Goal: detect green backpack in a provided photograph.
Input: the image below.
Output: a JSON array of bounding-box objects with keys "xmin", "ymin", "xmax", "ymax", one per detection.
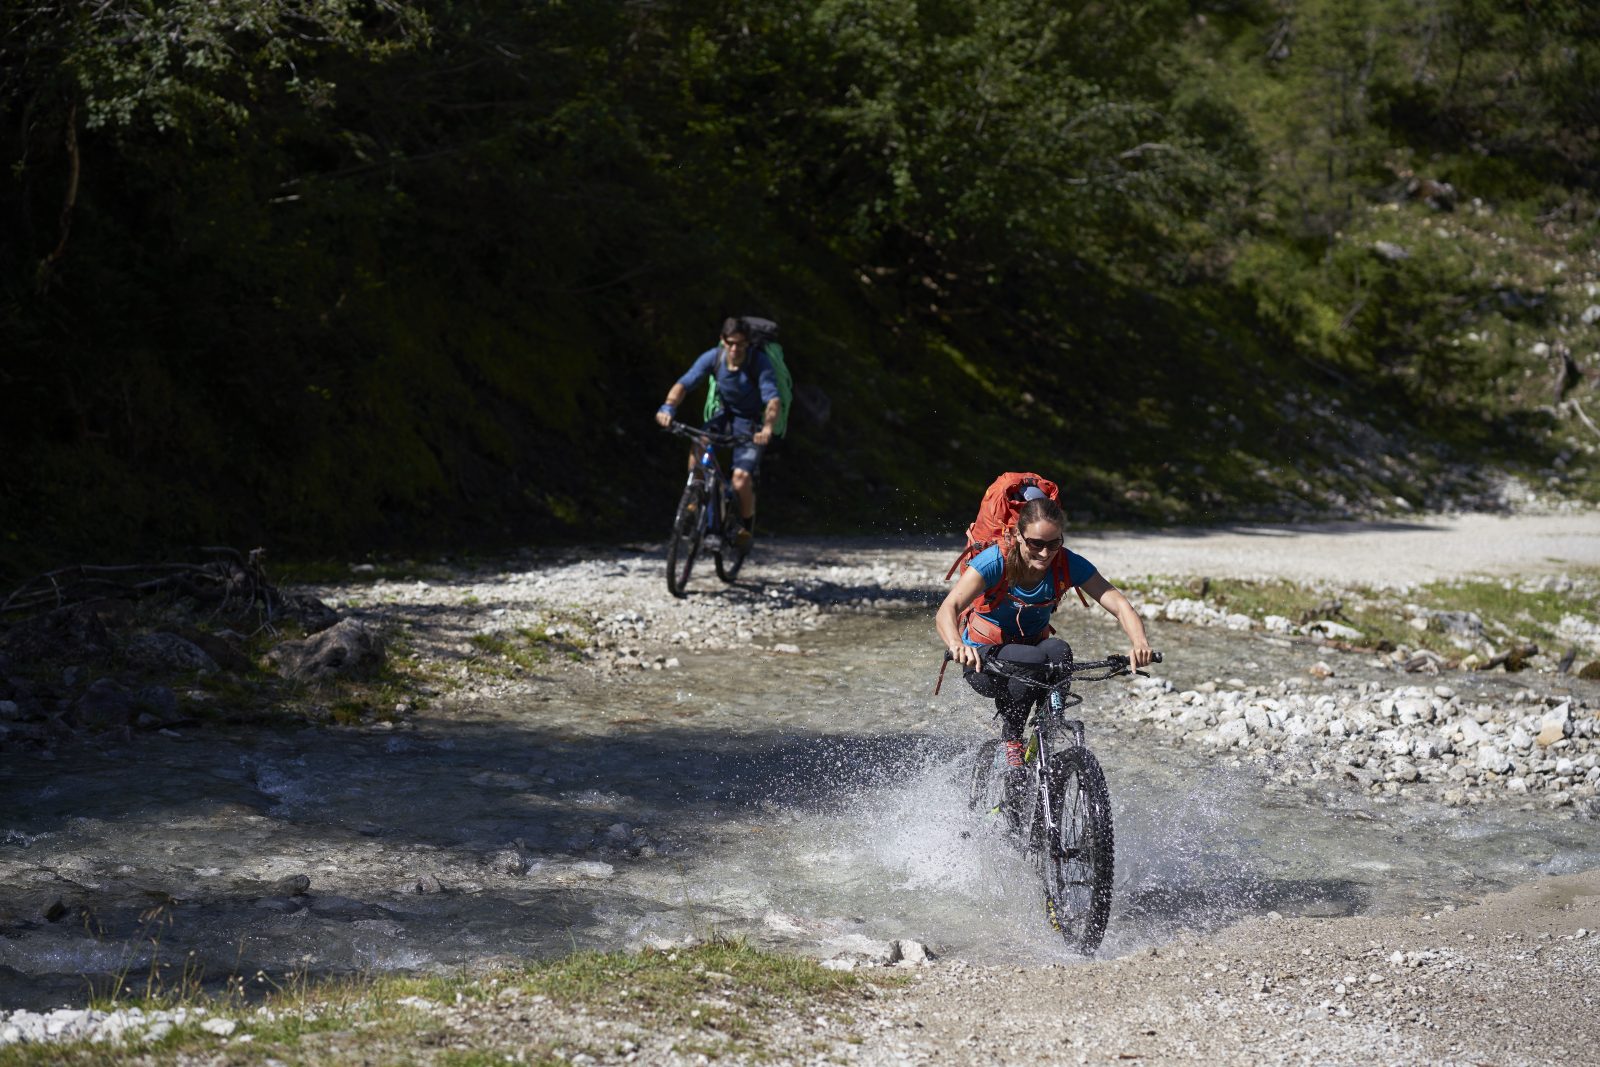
[{"xmin": 702, "ymin": 316, "xmax": 793, "ymax": 437}]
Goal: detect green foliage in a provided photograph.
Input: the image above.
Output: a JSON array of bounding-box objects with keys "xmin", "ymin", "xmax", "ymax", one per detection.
[{"xmin": 1, "ymin": 0, "xmax": 1596, "ymax": 576}]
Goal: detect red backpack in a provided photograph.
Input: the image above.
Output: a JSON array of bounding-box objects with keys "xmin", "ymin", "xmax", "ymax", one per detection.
[
  {"xmin": 944, "ymin": 471, "xmax": 1063, "ymax": 581},
  {"xmin": 936, "ymin": 472, "xmax": 1088, "ymax": 693}
]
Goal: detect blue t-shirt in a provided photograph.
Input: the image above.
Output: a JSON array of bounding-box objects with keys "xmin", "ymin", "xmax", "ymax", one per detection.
[
  {"xmin": 962, "ymin": 544, "xmax": 1098, "ymax": 646},
  {"xmin": 676, "ymin": 347, "xmax": 780, "ymax": 423}
]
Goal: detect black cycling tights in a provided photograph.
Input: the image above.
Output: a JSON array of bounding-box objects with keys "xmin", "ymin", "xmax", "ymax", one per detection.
[{"xmin": 962, "ymin": 638, "xmax": 1072, "ymax": 743}]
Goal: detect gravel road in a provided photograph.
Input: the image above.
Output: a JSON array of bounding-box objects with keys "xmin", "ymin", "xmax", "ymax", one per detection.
[{"xmin": 1082, "ymin": 511, "xmax": 1600, "ymax": 586}]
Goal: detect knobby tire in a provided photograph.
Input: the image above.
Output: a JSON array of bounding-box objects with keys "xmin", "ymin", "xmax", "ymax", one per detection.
[
  {"xmin": 713, "ymin": 496, "xmax": 748, "ymax": 584},
  {"xmin": 1040, "ymin": 746, "xmax": 1115, "ymax": 955},
  {"xmin": 666, "ymin": 479, "xmax": 707, "ymax": 598},
  {"xmin": 968, "ymin": 739, "xmax": 1002, "ymax": 814}
]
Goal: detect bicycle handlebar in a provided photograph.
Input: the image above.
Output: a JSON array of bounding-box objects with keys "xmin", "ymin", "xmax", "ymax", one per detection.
[
  {"xmin": 940, "ymin": 649, "xmax": 1163, "ymax": 688},
  {"xmin": 663, "ymin": 421, "xmax": 751, "ymax": 448}
]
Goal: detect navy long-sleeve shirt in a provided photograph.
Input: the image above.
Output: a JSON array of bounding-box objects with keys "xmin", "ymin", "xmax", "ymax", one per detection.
[{"xmin": 676, "ymin": 347, "xmax": 780, "ymax": 422}]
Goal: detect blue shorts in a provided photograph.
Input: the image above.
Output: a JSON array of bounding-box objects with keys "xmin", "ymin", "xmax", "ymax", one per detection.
[{"xmin": 705, "ymin": 412, "xmax": 765, "ymax": 477}]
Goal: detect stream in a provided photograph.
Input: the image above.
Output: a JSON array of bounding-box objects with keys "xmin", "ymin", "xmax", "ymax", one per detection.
[{"xmin": 3, "ymin": 610, "xmax": 1597, "ymax": 1010}]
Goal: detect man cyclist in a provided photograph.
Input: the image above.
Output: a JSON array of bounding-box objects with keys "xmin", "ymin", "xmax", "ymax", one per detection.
[{"xmin": 654, "ymin": 317, "xmax": 783, "ymax": 549}]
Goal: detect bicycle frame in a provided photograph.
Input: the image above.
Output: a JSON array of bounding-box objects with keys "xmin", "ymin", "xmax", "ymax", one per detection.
[{"xmin": 667, "ymin": 422, "xmax": 743, "ymax": 543}]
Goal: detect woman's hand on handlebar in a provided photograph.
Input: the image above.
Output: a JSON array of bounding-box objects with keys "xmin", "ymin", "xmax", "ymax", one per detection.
[
  {"xmin": 946, "ymin": 643, "xmax": 982, "ymax": 671},
  {"xmin": 1128, "ymin": 643, "xmax": 1156, "ymax": 670}
]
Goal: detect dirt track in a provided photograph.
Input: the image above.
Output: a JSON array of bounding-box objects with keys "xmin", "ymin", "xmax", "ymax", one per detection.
[{"xmin": 1080, "ymin": 512, "xmax": 1600, "ymax": 586}]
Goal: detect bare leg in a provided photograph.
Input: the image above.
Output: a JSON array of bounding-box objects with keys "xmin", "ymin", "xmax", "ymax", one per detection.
[{"xmin": 731, "ymin": 468, "xmax": 756, "ymax": 521}]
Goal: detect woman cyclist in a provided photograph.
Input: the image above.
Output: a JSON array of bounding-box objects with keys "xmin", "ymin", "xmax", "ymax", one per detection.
[{"xmin": 935, "ymin": 489, "xmax": 1153, "ymax": 819}]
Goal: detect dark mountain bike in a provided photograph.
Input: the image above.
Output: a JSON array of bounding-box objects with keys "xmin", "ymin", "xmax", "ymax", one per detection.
[
  {"xmin": 949, "ymin": 649, "xmax": 1161, "ymax": 955},
  {"xmin": 662, "ymin": 421, "xmax": 753, "ymax": 598}
]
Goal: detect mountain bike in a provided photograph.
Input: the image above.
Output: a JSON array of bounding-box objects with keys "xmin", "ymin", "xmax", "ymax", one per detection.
[
  {"xmin": 947, "ymin": 649, "xmax": 1161, "ymax": 955},
  {"xmin": 662, "ymin": 421, "xmax": 753, "ymax": 598}
]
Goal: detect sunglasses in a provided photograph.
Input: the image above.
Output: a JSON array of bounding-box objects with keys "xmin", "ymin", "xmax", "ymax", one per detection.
[{"xmin": 1021, "ymin": 535, "xmax": 1063, "ymax": 552}]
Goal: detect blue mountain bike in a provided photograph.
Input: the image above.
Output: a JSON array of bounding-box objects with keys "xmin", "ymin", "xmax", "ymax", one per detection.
[{"xmin": 663, "ymin": 422, "xmax": 752, "ymax": 597}]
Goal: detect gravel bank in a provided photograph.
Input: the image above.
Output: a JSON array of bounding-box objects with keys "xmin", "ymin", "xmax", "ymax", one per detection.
[{"xmin": 6, "ymin": 873, "xmax": 1594, "ymax": 1064}]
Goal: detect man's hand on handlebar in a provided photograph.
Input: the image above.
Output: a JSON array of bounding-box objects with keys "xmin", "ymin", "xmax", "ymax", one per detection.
[
  {"xmin": 655, "ymin": 408, "xmax": 675, "ymax": 428},
  {"xmin": 752, "ymin": 426, "xmax": 773, "ymax": 447}
]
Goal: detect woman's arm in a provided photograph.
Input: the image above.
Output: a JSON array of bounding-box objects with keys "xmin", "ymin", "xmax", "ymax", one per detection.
[
  {"xmin": 935, "ymin": 566, "xmax": 990, "ymax": 670},
  {"xmin": 1077, "ymin": 573, "xmax": 1154, "ymax": 668}
]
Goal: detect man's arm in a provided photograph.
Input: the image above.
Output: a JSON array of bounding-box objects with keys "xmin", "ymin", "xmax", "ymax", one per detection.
[
  {"xmin": 753, "ymin": 396, "xmax": 781, "ymax": 445},
  {"xmin": 655, "ymin": 350, "xmax": 718, "ymax": 427},
  {"xmin": 750, "ymin": 350, "xmax": 781, "ymax": 445}
]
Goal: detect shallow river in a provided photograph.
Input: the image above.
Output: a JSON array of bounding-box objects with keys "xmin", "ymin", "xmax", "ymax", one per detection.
[{"xmin": 3, "ymin": 611, "xmax": 1597, "ymax": 1009}]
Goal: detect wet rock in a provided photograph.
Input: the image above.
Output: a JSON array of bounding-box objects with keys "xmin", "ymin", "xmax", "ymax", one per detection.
[
  {"xmin": 413, "ymin": 874, "xmax": 444, "ymax": 894},
  {"xmin": 72, "ymin": 678, "xmax": 138, "ymax": 728},
  {"xmin": 44, "ymin": 898, "xmax": 68, "ymax": 922},
  {"xmin": 270, "ymin": 874, "xmax": 312, "ymax": 896},
  {"xmin": 267, "ymin": 618, "xmax": 386, "ymax": 684},
  {"xmin": 131, "ymin": 686, "xmax": 182, "ymax": 728},
  {"xmin": 888, "ymin": 939, "xmax": 934, "ymax": 966},
  {"xmin": 125, "ymin": 633, "xmax": 219, "ymax": 674},
  {"xmin": 489, "ymin": 848, "xmax": 528, "ymax": 876}
]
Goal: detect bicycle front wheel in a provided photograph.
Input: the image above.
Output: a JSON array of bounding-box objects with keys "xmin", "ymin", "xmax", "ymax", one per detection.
[
  {"xmin": 1040, "ymin": 746, "xmax": 1114, "ymax": 955},
  {"xmin": 666, "ymin": 479, "xmax": 707, "ymax": 598},
  {"xmin": 713, "ymin": 504, "xmax": 749, "ymax": 583}
]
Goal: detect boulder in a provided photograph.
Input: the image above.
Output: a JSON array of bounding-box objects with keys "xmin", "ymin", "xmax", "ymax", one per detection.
[
  {"xmin": 72, "ymin": 678, "xmax": 138, "ymax": 728},
  {"xmin": 282, "ymin": 594, "xmax": 340, "ymax": 635},
  {"xmin": 3, "ymin": 605, "xmax": 114, "ymax": 665},
  {"xmin": 160, "ymin": 626, "xmax": 254, "ymax": 673},
  {"xmin": 125, "ymin": 632, "xmax": 218, "ymax": 674},
  {"xmin": 266, "ymin": 618, "xmax": 385, "ymax": 684}
]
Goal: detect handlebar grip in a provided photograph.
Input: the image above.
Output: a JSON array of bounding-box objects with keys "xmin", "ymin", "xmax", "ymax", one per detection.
[{"xmin": 1152, "ymin": 651, "xmax": 1163, "ymax": 664}]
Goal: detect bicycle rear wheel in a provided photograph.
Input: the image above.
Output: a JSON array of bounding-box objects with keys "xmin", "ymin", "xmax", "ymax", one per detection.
[
  {"xmin": 968, "ymin": 738, "xmax": 1038, "ymax": 835},
  {"xmin": 967, "ymin": 739, "xmax": 1003, "ymax": 814},
  {"xmin": 665, "ymin": 479, "xmax": 707, "ymax": 598},
  {"xmin": 1040, "ymin": 746, "xmax": 1114, "ymax": 955}
]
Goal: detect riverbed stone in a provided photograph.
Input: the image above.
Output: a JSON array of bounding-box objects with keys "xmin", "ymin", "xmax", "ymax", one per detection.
[
  {"xmin": 72, "ymin": 678, "xmax": 138, "ymax": 728},
  {"xmin": 266, "ymin": 618, "xmax": 386, "ymax": 684},
  {"xmin": 2, "ymin": 605, "xmax": 115, "ymax": 665},
  {"xmin": 125, "ymin": 632, "xmax": 219, "ymax": 674},
  {"xmin": 1217, "ymin": 719, "xmax": 1250, "ymax": 746},
  {"xmin": 1478, "ymin": 747, "xmax": 1513, "ymax": 774},
  {"xmin": 888, "ymin": 939, "xmax": 934, "ymax": 966}
]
